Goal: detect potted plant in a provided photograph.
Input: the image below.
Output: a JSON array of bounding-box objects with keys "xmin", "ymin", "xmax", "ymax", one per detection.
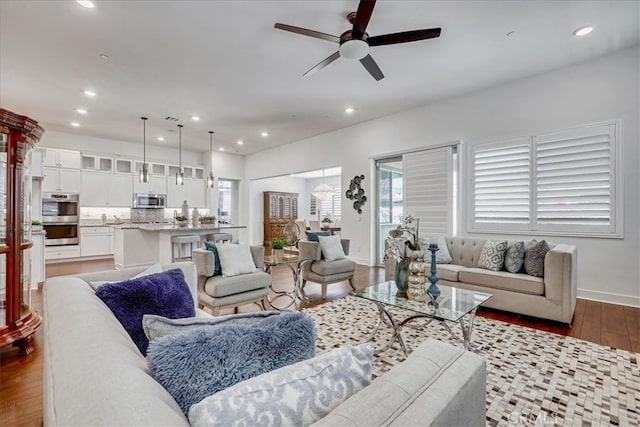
[
  {"xmin": 31, "ymin": 219, "xmax": 42, "ymax": 230},
  {"xmin": 175, "ymin": 215, "xmax": 188, "ymax": 227},
  {"xmin": 321, "ymin": 216, "xmax": 332, "ymax": 228},
  {"xmin": 270, "ymin": 238, "xmax": 286, "ymax": 261},
  {"xmin": 200, "ymin": 215, "xmax": 216, "ymax": 225}
]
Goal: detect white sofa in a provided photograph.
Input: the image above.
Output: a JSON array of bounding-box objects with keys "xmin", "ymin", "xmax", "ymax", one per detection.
[
  {"xmin": 386, "ymin": 237, "xmax": 577, "ymax": 324},
  {"xmin": 43, "ymin": 262, "xmax": 487, "ymax": 426}
]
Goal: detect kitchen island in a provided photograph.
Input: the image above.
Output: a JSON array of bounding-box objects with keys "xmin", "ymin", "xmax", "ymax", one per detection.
[{"xmin": 111, "ymin": 223, "xmax": 246, "ymax": 270}]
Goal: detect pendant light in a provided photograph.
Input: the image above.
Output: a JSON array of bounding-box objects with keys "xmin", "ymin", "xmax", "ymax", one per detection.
[
  {"xmin": 176, "ymin": 124, "xmax": 184, "ymax": 185},
  {"xmin": 207, "ymin": 130, "xmax": 215, "ymax": 188},
  {"xmin": 140, "ymin": 117, "xmax": 149, "ymax": 183},
  {"xmin": 311, "ymin": 169, "xmax": 333, "ymax": 201}
]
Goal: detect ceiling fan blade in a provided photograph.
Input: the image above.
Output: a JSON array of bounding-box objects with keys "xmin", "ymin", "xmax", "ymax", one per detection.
[
  {"xmin": 303, "ymin": 51, "xmax": 341, "ymax": 77},
  {"xmin": 352, "ymin": 0, "xmax": 377, "ymax": 39},
  {"xmin": 274, "ymin": 23, "xmax": 340, "ymax": 43},
  {"xmin": 368, "ymin": 28, "xmax": 441, "ymax": 46},
  {"xmin": 359, "ymin": 54, "xmax": 384, "ymax": 81}
]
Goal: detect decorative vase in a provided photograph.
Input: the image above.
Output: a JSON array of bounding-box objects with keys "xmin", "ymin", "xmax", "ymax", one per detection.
[
  {"xmin": 407, "ymin": 250, "xmax": 427, "ymax": 302},
  {"xmin": 394, "ymin": 257, "xmax": 410, "ymax": 297},
  {"xmin": 427, "ymin": 244, "xmax": 441, "ymax": 301},
  {"xmin": 274, "ymin": 248, "xmax": 284, "ymax": 262},
  {"xmin": 176, "ymin": 219, "xmax": 188, "ymax": 227}
]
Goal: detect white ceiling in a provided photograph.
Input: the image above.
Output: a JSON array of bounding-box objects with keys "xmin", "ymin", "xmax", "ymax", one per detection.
[{"xmin": 1, "ymin": 1, "xmax": 638, "ymax": 155}]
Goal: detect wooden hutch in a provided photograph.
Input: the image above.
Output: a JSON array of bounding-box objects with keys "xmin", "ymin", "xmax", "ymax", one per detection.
[
  {"xmin": 0, "ymin": 108, "xmax": 44, "ymax": 356},
  {"xmin": 263, "ymin": 191, "xmax": 298, "ymax": 245}
]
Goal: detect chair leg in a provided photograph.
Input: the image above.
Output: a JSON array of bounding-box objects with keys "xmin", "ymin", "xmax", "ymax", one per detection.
[
  {"xmin": 211, "ymin": 306, "xmax": 220, "ymax": 316},
  {"xmin": 302, "ymin": 279, "xmax": 307, "ymax": 289},
  {"xmin": 321, "ymin": 284, "xmax": 327, "ymax": 300},
  {"xmin": 348, "ymin": 277, "xmax": 356, "ymax": 291},
  {"xmin": 261, "ymin": 295, "xmax": 270, "ymax": 311}
]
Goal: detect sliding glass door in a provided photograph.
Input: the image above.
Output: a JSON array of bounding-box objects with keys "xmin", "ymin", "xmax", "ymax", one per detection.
[{"xmin": 375, "ymin": 157, "xmax": 403, "ymax": 265}]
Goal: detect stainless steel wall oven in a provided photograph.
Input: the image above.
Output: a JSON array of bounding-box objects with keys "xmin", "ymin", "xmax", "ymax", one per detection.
[{"xmin": 42, "ymin": 193, "xmax": 79, "ymax": 245}]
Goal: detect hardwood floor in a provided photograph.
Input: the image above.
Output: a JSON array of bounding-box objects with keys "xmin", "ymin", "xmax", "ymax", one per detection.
[{"xmin": 1, "ymin": 259, "xmax": 638, "ymax": 426}]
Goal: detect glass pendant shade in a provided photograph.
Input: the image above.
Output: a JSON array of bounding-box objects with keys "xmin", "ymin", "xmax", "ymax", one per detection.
[
  {"xmin": 140, "ymin": 116, "xmax": 149, "ymax": 183},
  {"xmin": 176, "ymin": 124, "xmax": 184, "ymax": 185},
  {"xmin": 176, "ymin": 171, "xmax": 184, "ymax": 185},
  {"xmin": 207, "ymin": 172, "xmax": 214, "ymax": 188},
  {"xmin": 311, "ymin": 183, "xmax": 334, "ymax": 201},
  {"xmin": 207, "ymin": 130, "xmax": 214, "ymax": 188}
]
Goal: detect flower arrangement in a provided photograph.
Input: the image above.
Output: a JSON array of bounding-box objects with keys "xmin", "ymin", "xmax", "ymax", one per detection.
[
  {"xmin": 270, "ymin": 238, "xmax": 286, "ymax": 250},
  {"xmin": 321, "ymin": 216, "xmax": 332, "ymax": 225},
  {"xmin": 200, "ymin": 215, "xmax": 216, "ymax": 224},
  {"xmin": 384, "ymin": 213, "xmax": 421, "ymax": 262}
]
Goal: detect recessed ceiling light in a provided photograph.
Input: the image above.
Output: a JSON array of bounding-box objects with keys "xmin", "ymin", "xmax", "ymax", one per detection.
[
  {"xmin": 70, "ymin": 122, "xmax": 80, "ymax": 127},
  {"xmin": 261, "ymin": 131, "xmax": 269, "ymax": 137},
  {"xmin": 219, "ymin": 147, "xmax": 225, "ymax": 151},
  {"xmin": 237, "ymin": 140, "xmax": 244, "ymax": 145},
  {"xmin": 84, "ymin": 90, "xmax": 96, "ymax": 97},
  {"xmin": 345, "ymin": 107, "xmax": 354, "ymax": 114},
  {"xmin": 157, "ymin": 137, "xmax": 165, "ymax": 142},
  {"xmin": 99, "ymin": 53, "xmax": 110, "ymax": 60},
  {"xmin": 573, "ymin": 26, "xmax": 593, "ymax": 37},
  {"xmin": 76, "ymin": 108, "xmax": 87, "ymax": 114},
  {"xmin": 191, "ymin": 116, "xmax": 200, "ymax": 121},
  {"xmin": 77, "ymin": 0, "xmax": 95, "ymax": 8}
]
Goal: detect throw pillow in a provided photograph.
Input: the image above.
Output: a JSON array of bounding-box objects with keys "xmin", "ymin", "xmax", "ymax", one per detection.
[
  {"xmin": 143, "ymin": 311, "xmax": 281, "ymax": 342},
  {"xmin": 422, "ymin": 236, "xmax": 453, "ymax": 264},
  {"xmin": 524, "ymin": 240, "xmax": 550, "ymax": 277},
  {"xmin": 216, "ymin": 243, "xmax": 256, "ymax": 277},
  {"xmin": 188, "ymin": 343, "xmax": 374, "ymax": 427},
  {"xmin": 504, "ymin": 241, "xmax": 525, "ymax": 273},
  {"xmin": 477, "ymin": 240, "xmax": 509, "ymax": 271},
  {"xmin": 305, "ymin": 231, "xmax": 331, "ymax": 242},
  {"xmin": 317, "ymin": 235, "xmax": 345, "ymax": 261},
  {"xmin": 203, "ymin": 241, "xmax": 222, "ymax": 276},
  {"xmin": 146, "ymin": 312, "xmax": 316, "ymax": 415},
  {"xmin": 95, "ymin": 269, "xmax": 195, "ymax": 355}
]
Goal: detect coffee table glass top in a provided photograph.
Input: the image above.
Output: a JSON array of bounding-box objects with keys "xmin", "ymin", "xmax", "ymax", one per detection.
[{"xmin": 352, "ymin": 281, "xmax": 492, "ymax": 322}]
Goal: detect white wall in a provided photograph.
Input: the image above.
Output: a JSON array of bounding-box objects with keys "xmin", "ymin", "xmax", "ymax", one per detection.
[
  {"xmin": 248, "ymin": 175, "xmax": 307, "ymax": 245},
  {"xmin": 245, "ymin": 46, "xmax": 640, "ymax": 306}
]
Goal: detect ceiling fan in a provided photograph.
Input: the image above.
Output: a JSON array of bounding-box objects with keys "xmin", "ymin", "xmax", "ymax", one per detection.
[{"xmin": 274, "ymin": 0, "xmax": 441, "ymax": 81}]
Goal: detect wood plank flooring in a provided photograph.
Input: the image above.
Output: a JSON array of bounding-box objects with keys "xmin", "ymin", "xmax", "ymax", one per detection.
[{"xmin": 1, "ymin": 259, "xmax": 638, "ymax": 426}]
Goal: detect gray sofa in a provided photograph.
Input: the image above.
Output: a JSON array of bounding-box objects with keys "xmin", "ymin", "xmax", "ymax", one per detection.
[
  {"xmin": 43, "ymin": 262, "xmax": 487, "ymax": 426},
  {"xmin": 386, "ymin": 236, "xmax": 577, "ymax": 324}
]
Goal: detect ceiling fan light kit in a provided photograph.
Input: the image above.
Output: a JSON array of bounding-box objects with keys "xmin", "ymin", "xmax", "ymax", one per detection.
[{"xmin": 274, "ymin": 0, "xmax": 441, "ymax": 81}]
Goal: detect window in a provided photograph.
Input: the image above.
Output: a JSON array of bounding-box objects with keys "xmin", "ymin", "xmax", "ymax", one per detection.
[
  {"xmin": 379, "ymin": 162, "xmax": 403, "ymax": 224},
  {"xmin": 314, "ymin": 185, "xmax": 341, "ymax": 221},
  {"xmin": 218, "ymin": 179, "xmax": 238, "ymax": 224},
  {"xmin": 469, "ymin": 121, "xmax": 620, "ymax": 237}
]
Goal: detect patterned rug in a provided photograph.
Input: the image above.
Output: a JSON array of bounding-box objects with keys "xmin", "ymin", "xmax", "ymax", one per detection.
[{"xmin": 303, "ymin": 296, "xmax": 639, "ymax": 426}]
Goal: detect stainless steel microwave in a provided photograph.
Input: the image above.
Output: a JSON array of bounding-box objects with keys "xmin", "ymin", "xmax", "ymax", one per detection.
[{"xmin": 133, "ymin": 193, "xmax": 166, "ymax": 209}]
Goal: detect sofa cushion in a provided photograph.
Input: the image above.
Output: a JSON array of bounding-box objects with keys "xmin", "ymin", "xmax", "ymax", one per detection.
[
  {"xmin": 310, "ymin": 258, "xmax": 357, "ymax": 276},
  {"xmin": 95, "ymin": 269, "xmax": 195, "ymax": 356},
  {"xmin": 306, "ymin": 231, "xmax": 331, "ymax": 242},
  {"xmin": 146, "ymin": 312, "xmax": 316, "ymax": 415},
  {"xmin": 203, "ymin": 241, "xmax": 222, "ymax": 276},
  {"xmin": 524, "ymin": 240, "xmax": 550, "ymax": 277},
  {"xmin": 189, "ymin": 343, "xmax": 374, "ymax": 427},
  {"xmin": 459, "ymin": 268, "xmax": 544, "ymax": 295},
  {"xmin": 504, "ymin": 242, "xmax": 526, "ymax": 273},
  {"xmin": 204, "ymin": 271, "xmax": 271, "ymax": 298},
  {"xmin": 445, "ymin": 237, "xmax": 486, "ymax": 268},
  {"xmin": 435, "ymin": 264, "xmax": 467, "ymax": 282},
  {"xmin": 217, "ymin": 243, "xmax": 257, "ymax": 277},
  {"xmin": 477, "ymin": 240, "xmax": 508, "ymax": 271},
  {"xmin": 143, "ymin": 311, "xmax": 281, "ymax": 342}
]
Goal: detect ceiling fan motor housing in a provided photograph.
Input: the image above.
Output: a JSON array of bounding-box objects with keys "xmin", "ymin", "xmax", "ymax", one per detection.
[{"xmin": 339, "ymin": 30, "xmax": 370, "ymax": 60}]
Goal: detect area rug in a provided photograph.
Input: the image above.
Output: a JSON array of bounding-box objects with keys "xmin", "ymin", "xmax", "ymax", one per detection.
[{"xmin": 303, "ymin": 296, "xmax": 639, "ymax": 426}]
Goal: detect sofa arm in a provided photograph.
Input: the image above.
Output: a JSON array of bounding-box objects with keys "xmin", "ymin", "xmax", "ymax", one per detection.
[
  {"xmin": 192, "ymin": 248, "xmax": 214, "ymax": 277},
  {"xmin": 544, "ymin": 244, "xmax": 577, "ymax": 322},
  {"xmin": 312, "ymin": 338, "xmax": 486, "ymax": 426},
  {"xmin": 250, "ymin": 245, "xmax": 265, "ymax": 268},
  {"xmin": 300, "ymin": 240, "xmax": 322, "ymax": 261}
]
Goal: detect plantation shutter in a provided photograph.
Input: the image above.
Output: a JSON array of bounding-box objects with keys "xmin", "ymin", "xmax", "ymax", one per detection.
[
  {"xmin": 471, "ymin": 139, "xmax": 531, "ymax": 230},
  {"xmin": 535, "ymin": 123, "xmax": 615, "ymax": 232},
  {"xmin": 403, "ymin": 146, "xmax": 453, "ymax": 237}
]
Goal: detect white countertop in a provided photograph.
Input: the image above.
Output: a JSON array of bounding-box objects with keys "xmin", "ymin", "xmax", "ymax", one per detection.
[{"xmin": 136, "ymin": 224, "xmax": 245, "ymax": 232}]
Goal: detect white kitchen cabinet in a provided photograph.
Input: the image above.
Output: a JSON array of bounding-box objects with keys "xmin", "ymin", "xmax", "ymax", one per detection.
[
  {"xmin": 45, "ymin": 245, "xmax": 81, "ymax": 260},
  {"xmin": 31, "ymin": 148, "xmax": 44, "ymax": 178},
  {"xmin": 133, "ymin": 175, "xmax": 166, "ymax": 195},
  {"xmin": 81, "ymin": 171, "xmax": 133, "ymax": 207},
  {"xmin": 43, "ymin": 147, "xmax": 81, "ymax": 169},
  {"xmin": 82, "ymin": 154, "xmax": 113, "ymax": 172},
  {"xmin": 43, "ymin": 166, "xmax": 81, "ymax": 193},
  {"xmin": 80, "ymin": 226, "xmax": 113, "ymax": 257},
  {"xmin": 166, "ymin": 177, "xmax": 187, "ymax": 208},
  {"xmin": 30, "ymin": 231, "xmax": 45, "ymax": 289},
  {"xmin": 187, "ymin": 179, "xmax": 206, "ymax": 208},
  {"xmin": 115, "ymin": 158, "xmax": 133, "ymax": 174}
]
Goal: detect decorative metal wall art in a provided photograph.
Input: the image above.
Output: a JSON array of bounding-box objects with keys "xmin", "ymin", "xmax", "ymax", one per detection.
[{"xmin": 345, "ymin": 174, "xmax": 366, "ymax": 214}]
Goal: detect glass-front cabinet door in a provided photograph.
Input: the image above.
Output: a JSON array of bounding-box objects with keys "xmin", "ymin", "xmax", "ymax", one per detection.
[{"xmin": 0, "ymin": 108, "xmax": 43, "ymax": 356}]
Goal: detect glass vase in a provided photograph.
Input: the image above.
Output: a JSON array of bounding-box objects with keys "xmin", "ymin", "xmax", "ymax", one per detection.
[{"xmin": 394, "ymin": 258, "xmax": 410, "ymax": 297}]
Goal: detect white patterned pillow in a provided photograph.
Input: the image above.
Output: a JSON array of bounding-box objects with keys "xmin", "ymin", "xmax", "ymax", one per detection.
[
  {"xmin": 188, "ymin": 343, "xmax": 374, "ymax": 427},
  {"xmin": 420, "ymin": 236, "xmax": 453, "ymax": 264},
  {"xmin": 477, "ymin": 240, "xmax": 509, "ymax": 271}
]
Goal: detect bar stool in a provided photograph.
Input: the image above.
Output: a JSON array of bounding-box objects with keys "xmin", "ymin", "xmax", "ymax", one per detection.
[
  {"xmin": 205, "ymin": 233, "xmax": 233, "ymax": 243},
  {"xmin": 171, "ymin": 235, "xmax": 201, "ymax": 261}
]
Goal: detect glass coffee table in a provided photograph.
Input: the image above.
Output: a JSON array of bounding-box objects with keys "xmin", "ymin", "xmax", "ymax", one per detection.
[{"xmin": 352, "ymin": 281, "xmax": 492, "ymax": 356}]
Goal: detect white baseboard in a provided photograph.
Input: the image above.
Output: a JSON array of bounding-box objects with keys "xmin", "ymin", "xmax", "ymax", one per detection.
[
  {"xmin": 352, "ymin": 256, "xmax": 371, "ymax": 266},
  {"xmin": 577, "ymin": 288, "xmax": 640, "ymax": 308}
]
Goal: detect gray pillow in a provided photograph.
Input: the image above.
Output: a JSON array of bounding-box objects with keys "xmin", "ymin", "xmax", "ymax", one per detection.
[
  {"xmin": 477, "ymin": 240, "xmax": 508, "ymax": 271},
  {"xmin": 146, "ymin": 312, "xmax": 316, "ymax": 415},
  {"xmin": 143, "ymin": 311, "xmax": 281, "ymax": 342},
  {"xmin": 189, "ymin": 343, "xmax": 374, "ymax": 426},
  {"xmin": 504, "ymin": 241, "xmax": 525, "ymax": 273},
  {"xmin": 524, "ymin": 240, "xmax": 550, "ymax": 277}
]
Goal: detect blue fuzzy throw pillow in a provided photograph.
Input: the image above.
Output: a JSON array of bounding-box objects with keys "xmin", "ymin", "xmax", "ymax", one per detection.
[
  {"xmin": 146, "ymin": 312, "xmax": 316, "ymax": 415},
  {"xmin": 95, "ymin": 268, "xmax": 195, "ymax": 356}
]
